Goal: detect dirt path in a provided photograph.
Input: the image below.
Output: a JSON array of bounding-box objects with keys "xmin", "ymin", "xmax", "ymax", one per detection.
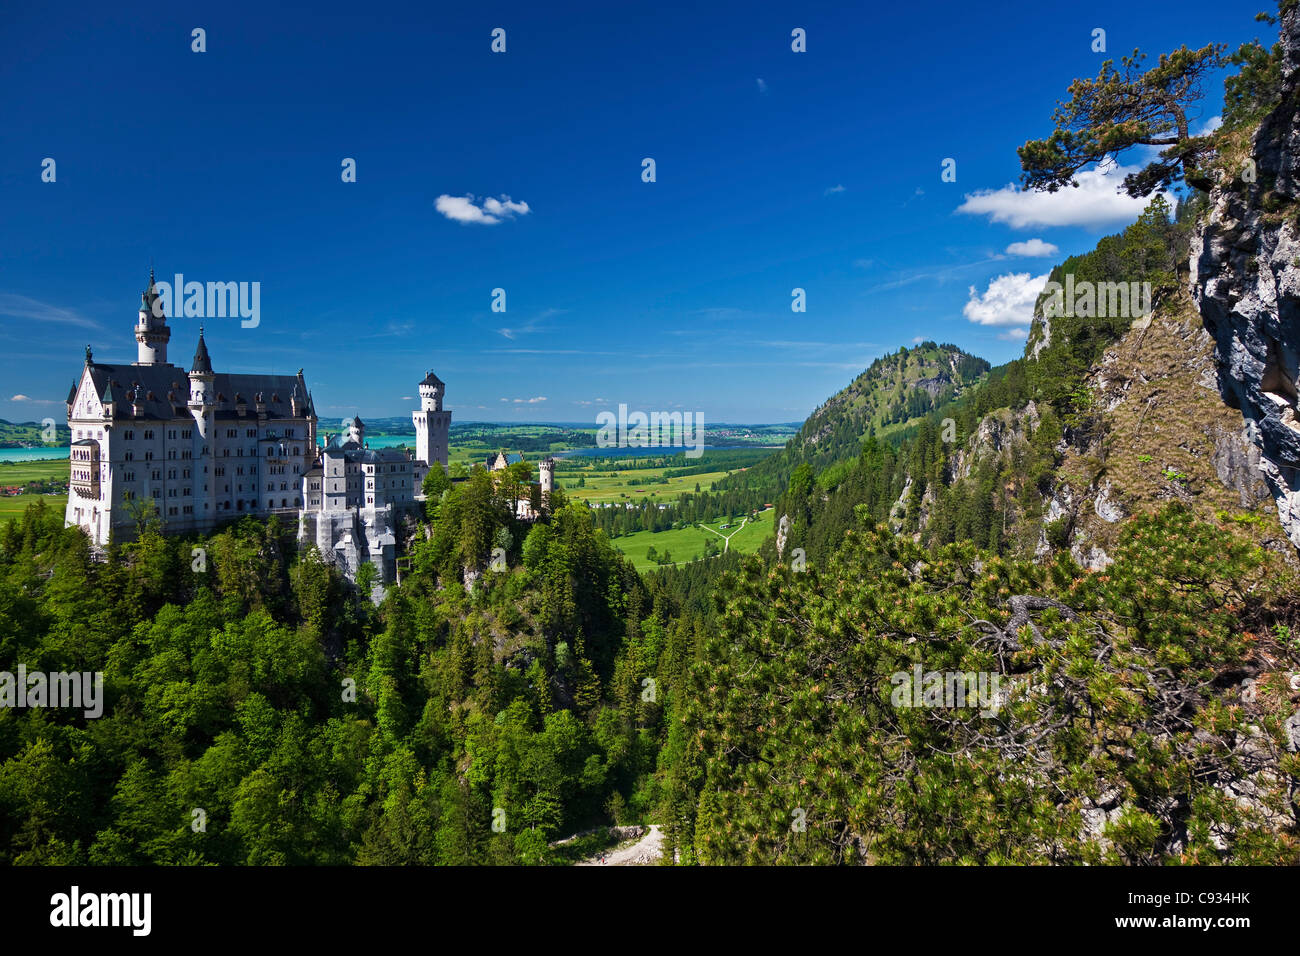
[
  {"xmin": 578, "ymin": 825, "xmax": 664, "ymax": 866},
  {"xmin": 697, "ymin": 516, "xmax": 749, "ymax": 553}
]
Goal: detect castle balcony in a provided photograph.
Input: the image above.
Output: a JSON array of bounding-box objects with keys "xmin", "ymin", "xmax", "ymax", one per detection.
[{"xmin": 70, "ymin": 439, "xmax": 100, "ymax": 499}]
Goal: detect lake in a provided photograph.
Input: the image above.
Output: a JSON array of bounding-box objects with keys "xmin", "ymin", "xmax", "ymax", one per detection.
[
  {"xmin": 553, "ymin": 444, "xmax": 774, "ymax": 459},
  {"xmin": 317, "ymin": 435, "xmax": 414, "ymax": 449},
  {"xmin": 0, "ymin": 447, "xmax": 70, "ymax": 463}
]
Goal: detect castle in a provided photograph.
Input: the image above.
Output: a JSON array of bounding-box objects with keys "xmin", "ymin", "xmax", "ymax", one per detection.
[
  {"xmin": 65, "ymin": 272, "xmax": 554, "ymax": 588},
  {"xmin": 66, "ymin": 272, "xmax": 320, "ymax": 545}
]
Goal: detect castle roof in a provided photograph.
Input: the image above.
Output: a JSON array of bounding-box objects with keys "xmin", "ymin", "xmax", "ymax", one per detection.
[
  {"xmin": 420, "ymin": 370, "xmax": 444, "ymax": 388},
  {"xmin": 82, "ymin": 362, "xmax": 313, "ymax": 421},
  {"xmin": 191, "ymin": 328, "xmax": 213, "ymax": 374},
  {"xmin": 321, "ymin": 438, "xmax": 412, "ymax": 465},
  {"xmin": 140, "ymin": 269, "xmax": 163, "ymax": 317},
  {"xmin": 486, "ymin": 451, "xmax": 526, "ymax": 469}
]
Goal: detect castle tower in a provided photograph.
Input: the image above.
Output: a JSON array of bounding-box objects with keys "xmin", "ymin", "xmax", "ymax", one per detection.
[
  {"xmin": 539, "ymin": 456, "xmax": 555, "ymax": 506},
  {"xmin": 412, "ymin": 370, "xmax": 451, "ymax": 467},
  {"xmin": 134, "ymin": 269, "xmax": 171, "ymax": 365},
  {"xmin": 188, "ymin": 328, "xmax": 215, "ymax": 526},
  {"xmin": 187, "ymin": 327, "xmax": 215, "ymax": 439},
  {"xmin": 346, "ymin": 416, "xmax": 365, "ymax": 445}
]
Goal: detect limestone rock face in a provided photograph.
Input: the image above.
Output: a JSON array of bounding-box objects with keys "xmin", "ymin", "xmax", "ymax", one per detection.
[{"xmin": 1192, "ymin": 5, "xmax": 1300, "ymax": 547}]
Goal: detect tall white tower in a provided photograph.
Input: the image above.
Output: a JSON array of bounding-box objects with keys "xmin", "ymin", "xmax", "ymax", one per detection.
[
  {"xmin": 188, "ymin": 328, "xmax": 216, "ymax": 526},
  {"xmin": 187, "ymin": 327, "xmax": 215, "ymax": 434},
  {"xmin": 135, "ymin": 269, "xmax": 171, "ymax": 365},
  {"xmin": 539, "ymin": 457, "xmax": 555, "ymax": 508},
  {"xmin": 412, "ymin": 370, "xmax": 451, "ymax": 467}
]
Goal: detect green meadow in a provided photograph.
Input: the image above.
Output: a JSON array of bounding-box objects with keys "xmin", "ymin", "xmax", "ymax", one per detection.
[
  {"xmin": 610, "ymin": 508, "xmax": 774, "ymax": 572},
  {"xmin": 0, "ymin": 459, "xmax": 67, "ymax": 524}
]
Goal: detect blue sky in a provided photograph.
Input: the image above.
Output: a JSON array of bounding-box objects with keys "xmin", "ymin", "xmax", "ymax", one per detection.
[{"xmin": 0, "ymin": 0, "xmax": 1269, "ymax": 425}]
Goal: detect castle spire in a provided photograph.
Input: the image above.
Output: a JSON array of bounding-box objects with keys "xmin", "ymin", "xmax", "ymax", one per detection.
[
  {"xmin": 135, "ymin": 268, "xmax": 170, "ymax": 365},
  {"xmin": 191, "ymin": 325, "xmax": 213, "ymax": 374}
]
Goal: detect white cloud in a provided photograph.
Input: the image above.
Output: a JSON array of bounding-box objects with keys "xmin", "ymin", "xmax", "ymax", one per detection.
[
  {"xmin": 756, "ymin": 78, "xmax": 768, "ymax": 93},
  {"xmin": 9, "ymin": 394, "xmax": 57, "ymax": 405},
  {"xmin": 0, "ymin": 293, "xmax": 103, "ymax": 331},
  {"xmin": 956, "ymin": 163, "xmax": 1163, "ymax": 229},
  {"xmin": 1005, "ymin": 238, "xmax": 1059, "ymax": 258},
  {"xmin": 1198, "ymin": 115, "xmax": 1222, "ymax": 135},
  {"xmin": 825, "ymin": 184, "xmax": 845, "ymax": 195},
  {"xmin": 501, "ymin": 396, "xmax": 547, "ymax": 404},
  {"xmin": 963, "ymin": 272, "xmax": 1051, "ymax": 328},
  {"xmin": 434, "ymin": 194, "xmax": 531, "ymax": 225},
  {"xmin": 11, "ymin": 394, "xmax": 31, "ymax": 402}
]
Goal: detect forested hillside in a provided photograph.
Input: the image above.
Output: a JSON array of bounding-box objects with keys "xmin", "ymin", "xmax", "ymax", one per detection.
[{"xmin": 3, "ymin": 3, "xmax": 1300, "ymax": 867}]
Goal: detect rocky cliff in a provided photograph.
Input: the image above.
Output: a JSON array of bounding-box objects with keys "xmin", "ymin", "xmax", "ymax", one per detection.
[{"xmin": 1193, "ymin": 4, "xmax": 1300, "ymax": 547}]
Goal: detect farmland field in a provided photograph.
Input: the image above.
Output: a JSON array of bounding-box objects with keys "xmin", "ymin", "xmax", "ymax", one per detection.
[
  {"xmin": 0, "ymin": 494, "xmax": 67, "ymax": 522},
  {"xmin": 0, "ymin": 458, "xmax": 67, "ymax": 524},
  {"xmin": 610, "ymin": 508, "xmax": 774, "ymax": 572},
  {"xmin": 0, "ymin": 459, "xmax": 67, "ymax": 484}
]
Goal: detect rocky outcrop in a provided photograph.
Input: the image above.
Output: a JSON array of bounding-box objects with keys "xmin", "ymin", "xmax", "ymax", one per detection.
[{"xmin": 1192, "ymin": 5, "xmax": 1300, "ymax": 547}]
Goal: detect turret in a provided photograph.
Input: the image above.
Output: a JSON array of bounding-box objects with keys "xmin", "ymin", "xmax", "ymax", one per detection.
[
  {"xmin": 188, "ymin": 327, "xmax": 215, "ymax": 440},
  {"xmin": 418, "ymin": 370, "xmax": 444, "ymax": 412},
  {"xmin": 413, "ymin": 369, "xmax": 450, "ymax": 467},
  {"xmin": 539, "ymin": 456, "xmax": 555, "ymax": 504},
  {"xmin": 345, "ymin": 416, "xmax": 365, "ymax": 445},
  {"xmin": 135, "ymin": 269, "xmax": 171, "ymax": 365}
]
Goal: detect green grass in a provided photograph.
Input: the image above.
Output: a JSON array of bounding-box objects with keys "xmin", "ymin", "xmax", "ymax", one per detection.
[
  {"xmin": 0, "ymin": 459, "xmax": 67, "ymax": 484},
  {"xmin": 563, "ymin": 467, "xmax": 733, "ymax": 504},
  {"xmin": 0, "ymin": 459, "xmax": 68, "ymax": 524},
  {"xmin": 0, "ymin": 494, "xmax": 67, "ymax": 521},
  {"xmin": 611, "ymin": 508, "xmax": 774, "ymax": 571}
]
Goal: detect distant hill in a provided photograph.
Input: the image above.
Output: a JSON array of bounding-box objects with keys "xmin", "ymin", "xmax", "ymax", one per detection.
[
  {"xmin": 0, "ymin": 419, "xmax": 71, "ymax": 448},
  {"xmin": 723, "ymin": 342, "xmax": 990, "ymax": 493}
]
